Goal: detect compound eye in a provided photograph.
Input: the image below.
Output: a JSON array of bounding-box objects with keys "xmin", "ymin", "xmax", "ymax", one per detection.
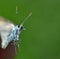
[
  {"xmin": 21, "ymin": 26, "xmax": 23, "ymax": 30},
  {"xmin": 18, "ymin": 24, "xmax": 20, "ymax": 28}
]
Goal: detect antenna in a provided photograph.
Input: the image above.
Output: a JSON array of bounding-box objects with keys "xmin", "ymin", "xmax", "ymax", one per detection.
[
  {"xmin": 16, "ymin": 6, "xmax": 32, "ymax": 25},
  {"xmin": 21, "ymin": 12, "xmax": 32, "ymax": 25},
  {"xmin": 16, "ymin": 5, "xmax": 19, "ymax": 22},
  {"xmin": 16, "ymin": 6, "xmax": 18, "ymax": 15}
]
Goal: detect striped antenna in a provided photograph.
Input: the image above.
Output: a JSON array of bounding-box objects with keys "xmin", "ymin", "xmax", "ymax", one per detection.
[{"xmin": 21, "ymin": 12, "xmax": 32, "ymax": 25}]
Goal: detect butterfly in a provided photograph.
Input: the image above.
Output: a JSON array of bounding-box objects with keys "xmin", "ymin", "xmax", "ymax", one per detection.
[{"xmin": 0, "ymin": 12, "xmax": 32, "ymax": 50}]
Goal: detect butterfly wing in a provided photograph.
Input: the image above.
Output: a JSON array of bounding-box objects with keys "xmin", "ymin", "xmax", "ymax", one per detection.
[
  {"xmin": 0, "ymin": 16, "xmax": 15, "ymax": 49},
  {"xmin": 0, "ymin": 16, "xmax": 15, "ymax": 32}
]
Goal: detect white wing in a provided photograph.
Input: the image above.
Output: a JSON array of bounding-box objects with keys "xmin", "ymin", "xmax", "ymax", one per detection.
[
  {"xmin": 0, "ymin": 16, "xmax": 15, "ymax": 33},
  {"xmin": 0, "ymin": 16, "xmax": 15, "ymax": 49},
  {"xmin": 1, "ymin": 32, "xmax": 10, "ymax": 49}
]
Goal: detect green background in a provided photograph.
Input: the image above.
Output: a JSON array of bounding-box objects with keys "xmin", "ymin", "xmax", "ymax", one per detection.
[{"xmin": 0, "ymin": 0, "xmax": 60, "ymax": 59}]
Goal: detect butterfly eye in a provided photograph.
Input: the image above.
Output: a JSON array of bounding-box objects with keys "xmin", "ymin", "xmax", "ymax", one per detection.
[
  {"xmin": 18, "ymin": 24, "xmax": 20, "ymax": 28},
  {"xmin": 20, "ymin": 26, "xmax": 23, "ymax": 30}
]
